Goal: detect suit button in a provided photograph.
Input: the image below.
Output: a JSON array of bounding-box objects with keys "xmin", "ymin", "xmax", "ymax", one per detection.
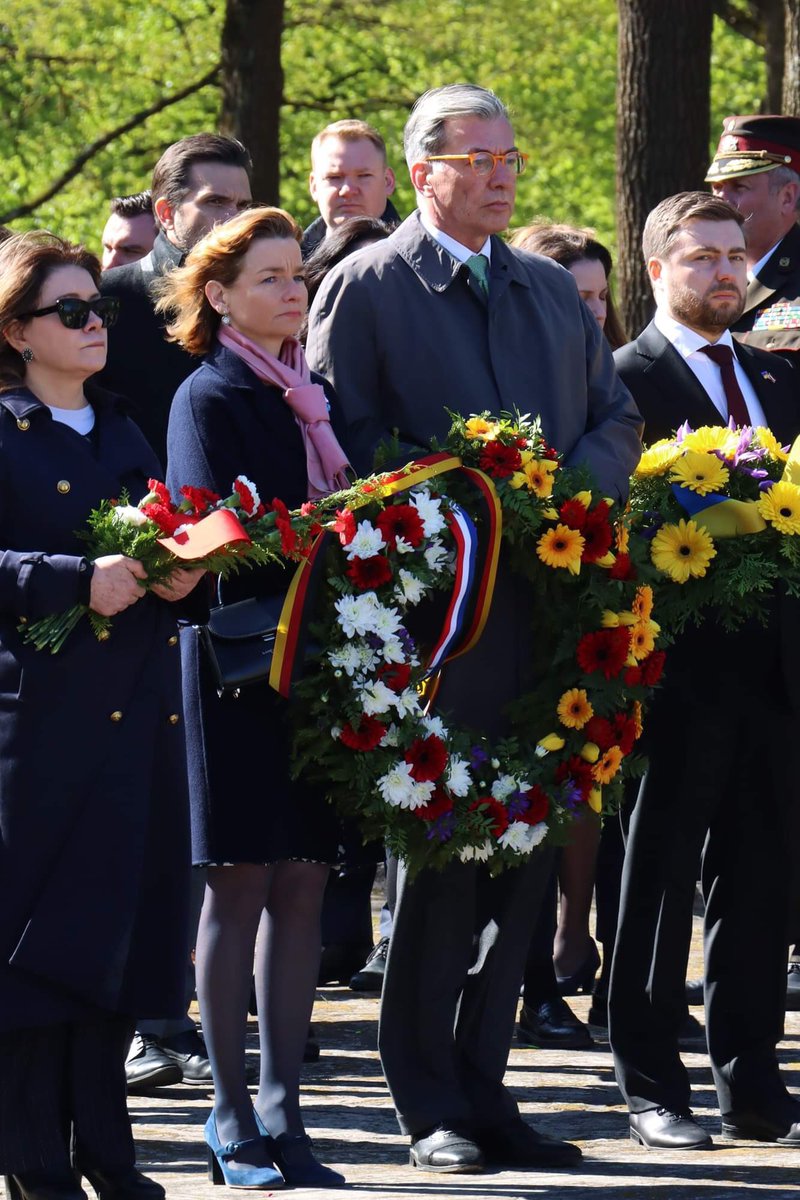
[
  {"xmin": 168, "ymin": 713, "xmax": 180, "ymax": 725},
  {"xmin": 57, "ymin": 480, "xmax": 71, "ymax": 494},
  {"xmin": 167, "ymin": 635, "xmax": 178, "ymax": 646},
  {"xmin": 16, "ymin": 418, "xmax": 30, "ymax": 431},
  {"xmin": 110, "ymin": 710, "xmax": 123, "ymax": 722}
]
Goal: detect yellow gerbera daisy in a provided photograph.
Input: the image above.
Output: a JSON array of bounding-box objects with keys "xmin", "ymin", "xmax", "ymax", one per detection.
[
  {"xmin": 635, "ymin": 439, "xmax": 681, "ymax": 477},
  {"xmin": 680, "ymin": 425, "xmax": 740, "ymax": 457},
  {"xmin": 632, "ymin": 584, "xmax": 653, "ymax": 621},
  {"xmin": 632, "ymin": 701, "xmax": 643, "ymax": 740},
  {"xmin": 464, "ymin": 416, "xmax": 499, "ymax": 441},
  {"xmin": 616, "ymin": 522, "xmax": 630, "ymax": 554},
  {"xmin": 510, "ymin": 458, "xmax": 557, "ymax": 497},
  {"xmin": 754, "ymin": 426, "xmax": 789, "ymax": 463},
  {"xmin": 556, "ymin": 687, "xmax": 594, "ymax": 729},
  {"xmin": 630, "ymin": 620, "xmax": 656, "ymax": 661},
  {"xmin": 537, "ymin": 524, "xmax": 584, "ymax": 574},
  {"xmin": 651, "ymin": 519, "xmax": 717, "ymax": 583},
  {"xmin": 670, "ymin": 450, "xmax": 730, "ymax": 495},
  {"xmin": 757, "ymin": 480, "xmax": 800, "ymax": 534},
  {"xmin": 592, "ymin": 745, "xmax": 623, "ymax": 785}
]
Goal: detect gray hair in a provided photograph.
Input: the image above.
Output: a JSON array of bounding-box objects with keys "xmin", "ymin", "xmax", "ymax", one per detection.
[
  {"xmin": 403, "ymin": 84, "xmax": 509, "ymax": 168},
  {"xmin": 768, "ymin": 165, "xmax": 800, "ymax": 212}
]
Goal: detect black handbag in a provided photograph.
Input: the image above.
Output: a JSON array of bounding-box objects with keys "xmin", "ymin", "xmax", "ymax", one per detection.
[{"xmin": 199, "ymin": 595, "xmax": 284, "ymax": 695}]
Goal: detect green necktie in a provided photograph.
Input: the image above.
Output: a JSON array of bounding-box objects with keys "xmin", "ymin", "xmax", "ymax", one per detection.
[{"xmin": 466, "ymin": 253, "xmax": 490, "ymax": 296}]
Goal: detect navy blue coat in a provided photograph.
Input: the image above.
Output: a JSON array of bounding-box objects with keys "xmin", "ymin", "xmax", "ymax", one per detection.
[
  {"xmin": 0, "ymin": 384, "xmax": 190, "ymax": 1032},
  {"xmin": 166, "ymin": 343, "xmax": 341, "ymax": 866}
]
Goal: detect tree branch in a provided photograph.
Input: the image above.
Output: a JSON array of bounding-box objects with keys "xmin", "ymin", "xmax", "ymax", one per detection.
[
  {"xmin": 712, "ymin": 0, "xmax": 766, "ymax": 45},
  {"xmin": 0, "ymin": 64, "xmax": 220, "ymax": 223}
]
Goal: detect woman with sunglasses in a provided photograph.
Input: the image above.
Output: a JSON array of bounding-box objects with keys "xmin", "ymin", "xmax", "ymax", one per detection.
[{"xmin": 0, "ymin": 231, "xmax": 200, "ymax": 1200}]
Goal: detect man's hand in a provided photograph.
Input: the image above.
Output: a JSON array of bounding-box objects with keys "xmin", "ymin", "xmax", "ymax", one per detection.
[
  {"xmin": 89, "ymin": 554, "xmax": 147, "ymax": 616},
  {"xmin": 151, "ymin": 567, "xmax": 206, "ymax": 602}
]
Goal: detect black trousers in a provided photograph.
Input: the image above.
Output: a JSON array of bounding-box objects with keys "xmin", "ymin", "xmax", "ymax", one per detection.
[
  {"xmin": 609, "ymin": 641, "xmax": 795, "ymax": 1117},
  {"xmin": 0, "ymin": 1015, "xmax": 135, "ymax": 1174}
]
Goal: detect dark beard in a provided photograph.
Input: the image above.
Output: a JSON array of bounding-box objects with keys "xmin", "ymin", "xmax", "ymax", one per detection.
[{"xmin": 669, "ymin": 280, "xmax": 746, "ymax": 332}]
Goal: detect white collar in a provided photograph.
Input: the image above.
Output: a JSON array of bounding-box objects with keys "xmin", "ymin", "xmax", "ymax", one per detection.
[
  {"xmin": 749, "ymin": 238, "xmax": 784, "ymax": 282},
  {"xmin": 653, "ymin": 308, "xmax": 738, "ymax": 358},
  {"xmin": 419, "ymin": 213, "xmax": 492, "ymax": 265}
]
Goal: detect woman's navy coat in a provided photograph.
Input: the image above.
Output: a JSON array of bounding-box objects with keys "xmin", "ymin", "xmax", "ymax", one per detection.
[{"xmin": 0, "ymin": 384, "xmax": 190, "ymax": 1032}]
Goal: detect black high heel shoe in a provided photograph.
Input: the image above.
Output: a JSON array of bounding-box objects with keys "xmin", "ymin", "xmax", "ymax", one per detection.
[
  {"xmin": 555, "ymin": 938, "xmax": 601, "ymax": 996},
  {"xmin": 75, "ymin": 1165, "xmax": 164, "ymax": 1200},
  {"xmin": 4, "ymin": 1172, "xmax": 87, "ymax": 1200}
]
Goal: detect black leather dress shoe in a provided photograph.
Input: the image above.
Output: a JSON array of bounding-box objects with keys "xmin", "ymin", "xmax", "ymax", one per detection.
[
  {"xmin": 629, "ymin": 1108, "xmax": 713, "ymax": 1149},
  {"xmin": 721, "ymin": 1105, "xmax": 800, "ymax": 1144},
  {"xmin": 477, "ymin": 1119, "xmax": 582, "ymax": 1167},
  {"xmin": 349, "ymin": 936, "xmax": 389, "ymax": 992},
  {"xmin": 76, "ymin": 1167, "xmax": 164, "ymax": 1200},
  {"xmin": 409, "ymin": 1125, "xmax": 484, "ymax": 1173},
  {"xmin": 4, "ymin": 1173, "xmax": 87, "ymax": 1200},
  {"xmin": 154, "ymin": 1029, "xmax": 212, "ymax": 1082},
  {"xmin": 517, "ymin": 998, "xmax": 594, "ymax": 1049},
  {"xmin": 787, "ymin": 961, "xmax": 800, "ymax": 1012},
  {"xmin": 125, "ymin": 1033, "xmax": 181, "ymax": 1093}
]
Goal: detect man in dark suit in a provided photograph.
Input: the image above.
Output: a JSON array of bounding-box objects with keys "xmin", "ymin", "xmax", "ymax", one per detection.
[
  {"xmin": 707, "ymin": 114, "xmax": 800, "ymax": 359},
  {"xmin": 609, "ymin": 191, "xmax": 800, "ymax": 1150},
  {"xmin": 308, "ymin": 83, "xmax": 642, "ymax": 1174},
  {"xmin": 99, "ymin": 133, "xmax": 253, "ymax": 467}
]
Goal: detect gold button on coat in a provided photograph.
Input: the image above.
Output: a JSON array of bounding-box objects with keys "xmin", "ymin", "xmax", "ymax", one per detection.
[
  {"xmin": 167, "ymin": 635, "xmax": 178, "ymax": 646},
  {"xmin": 57, "ymin": 480, "xmax": 71, "ymax": 494},
  {"xmin": 110, "ymin": 710, "xmax": 123, "ymax": 722},
  {"xmin": 168, "ymin": 713, "xmax": 180, "ymax": 725},
  {"xmin": 16, "ymin": 418, "xmax": 30, "ymax": 431}
]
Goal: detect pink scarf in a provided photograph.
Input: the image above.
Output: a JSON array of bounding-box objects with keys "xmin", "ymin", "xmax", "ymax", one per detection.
[{"xmin": 218, "ymin": 325, "xmax": 353, "ymax": 499}]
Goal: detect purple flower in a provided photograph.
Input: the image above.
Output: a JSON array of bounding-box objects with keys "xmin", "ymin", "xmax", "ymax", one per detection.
[
  {"xmin": 426, "ymin": 812, "xmax": 456, "ymax": 842},
  {"xmin": 508, "ymin": 791, "xmax": 529, "ymax": 819},
  {"xmin": 470, "ymin": 745, "xmax": 488, "ymax": 769},
  {"xmin": 560, "ymin": 781, "xmax": 585, "ymax": 812}
]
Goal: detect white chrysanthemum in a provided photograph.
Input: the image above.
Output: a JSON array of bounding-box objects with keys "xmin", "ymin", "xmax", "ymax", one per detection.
[
  {"xmin": 498, "ymin": 821, "xmax": 539, "ymax": 854},
  {"xmin": 422, "ymin": 713, "xmax": 449, "ymax": 739},
  {"xmin": 410, "ymin": 779, "xmax": 436, "ymax": 808},
  {"xmin": 424, "ymin": 539, "xmax": 449, "ymax": 572},
  {"xmin": 393, "ymin": 688, "xmax": 423, "ymax": 718},
  {"xmin": 361, "ymin": 680, "xmax": 397, "ymax": 715},
  {"xmin": 373, "ymin": 604, "xmax": 403, "ymax": 639},
  {"xmin": 328, "ymin": 644, "xmax": 362, "ymax": 676},
  {"xmin": 459, "ymin": 839, "xmax": 496, "ymax": 863},
  {"xmin": 381, "ymin": 637, "xmax": 405, "ymax": 663},
  {"xmin": 334, "ymin": 593, "xmax": 380, "ymax": 637},
  {"xmin": 380, "ymin": 723, "xmax": 401, "ymax": 748},
  {"xmin": 527, "ymin": 821, "xmax": 549, "ymax": 848},
  {"xmin": 377, "ymin": 761, "xmax": 418, "ymax": 808},
  {"xmin": 446, "ymin": 756, "xmax": 472, "ymax": 797},
  {"xmin": 395, "ymin": 536, "xmax": 415, "ymax": 554},
  {"xmin": 356, "ymin": 645, "xmax": 379, "ymax": 672},
  {"xmin": 345, "ymin": 520, "xmax": 386, "ymax": 560},
  {"xmin": 491, "ymin": 774, "xmax": 518, "ymax": 802},
  {"xmin": 410, "ymin": 488, "xmax": 447, "ymax": 537},
  {"xmin": 397, "ymin": 569, "xmax": 426, "ymax": 605},
  {"xmin": 113, "ymin": 504, "xmax": 149, "ymax": 526}
]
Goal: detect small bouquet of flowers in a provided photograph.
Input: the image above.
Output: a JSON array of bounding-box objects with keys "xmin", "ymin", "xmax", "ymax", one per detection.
[{"xmin": 628, "ymin": 423, "xmax": 800, "ymax": 632}]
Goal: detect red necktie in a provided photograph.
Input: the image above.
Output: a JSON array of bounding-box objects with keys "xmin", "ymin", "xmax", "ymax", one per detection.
[{"xmin": 699, "ymin": 343, "xmax": 751, "ymax": 426}]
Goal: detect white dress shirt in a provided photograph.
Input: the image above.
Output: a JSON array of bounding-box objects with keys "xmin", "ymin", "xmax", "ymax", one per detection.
[
  {"xmin": 419, "ymin": 214, "xmax": 492, "ymax": 265},
  {"xmin": 653, "ymin": 309, "xmax": 766, "ymax": 427}
]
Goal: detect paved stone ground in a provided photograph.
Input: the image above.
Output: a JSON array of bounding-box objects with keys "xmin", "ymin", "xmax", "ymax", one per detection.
[{"xmin": 5, "ymin": 901, "xmax": 800, "ymax": 1200}]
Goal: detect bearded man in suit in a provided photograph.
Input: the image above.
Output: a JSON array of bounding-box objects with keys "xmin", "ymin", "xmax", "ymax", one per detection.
[{"xmin": 609, "ymin": 190, "xmax": 800, "ymax": 1150}]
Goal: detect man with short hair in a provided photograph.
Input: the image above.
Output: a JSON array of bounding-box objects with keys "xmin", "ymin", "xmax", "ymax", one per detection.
[
  {"xmin": 100, "ymin": 191, "xmax": 157, "ymax": 271},
  {"xmin": 707, "ymin": 114, "xmax": 800, "ymax": 357},
  {"xmin": 609, "ymin": 191, "xmax": 800, "ymax": 1151},
  {"xmin": 99, "ymin": 133, "xmax": 253, "ymax": 464},
  {"xmin": 308, "ymin": 83, "xmax": 641, "ymax": 1174},
  {"xmin": 302, "ymin": 119, "xmax": 400, "ymax": 258}
]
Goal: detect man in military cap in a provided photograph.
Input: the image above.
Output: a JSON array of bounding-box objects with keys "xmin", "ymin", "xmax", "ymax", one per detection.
[{"xmin": 707, "ymin": 114, "xmax": 800, "ymax": 357}]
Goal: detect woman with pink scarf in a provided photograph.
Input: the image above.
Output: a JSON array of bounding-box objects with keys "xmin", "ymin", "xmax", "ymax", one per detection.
[{"xmin": 160, "ymin": 208, "xmax": 350, "ymax": 1190}]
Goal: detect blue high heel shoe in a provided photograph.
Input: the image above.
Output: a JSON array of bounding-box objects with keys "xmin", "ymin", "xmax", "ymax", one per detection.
[
  {"xmin": 204, "ymin": 1112, "xmax": 284, "ymax": 1189},
  {"xmin": 253, "ymin": 1112, "xmax": 345, "ymax": 1189}
]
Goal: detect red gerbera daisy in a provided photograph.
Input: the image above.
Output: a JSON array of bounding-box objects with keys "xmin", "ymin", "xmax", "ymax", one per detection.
[
  {"xmin": 609, "ymin": 552, "xmax": 637, "ymax": 580},
  {"xmin": 412, "ymin": 789, "xmax": 454, "ymax": 822},
  {"xmin": 376, "ymin": 503, "xmax": 425, "ymax": 549},
  {"xmin": 584, "ymin": 715, "xmax": 616, "ymax": 751},
  {"xmin": 555, "ymin": 756, "xmax": 595, "ymax": 800},
  {"xmin": 347, "ymin": 555, "xmax": 393, "ymax": 590},
  {"xmin": 640, "ymin": 649, "xmax": 666, "ymax": 686},
  {"xmin": 339, "ymin": 714, "xmax": 387, "ymax": 751},
  {"xmin": 623, "ymin": 665, "xmax": 642, "ymax": 687},
  {"xmin": 613, "ymin": 713, "xmax": 637, "ymax": 756},
  {"xmin": 559, "ymin": 498, "xmax": 588, "ymax": 529},
  {"xmin": 576, "ymin": 627, "xmax": 630, "ymax": 679},
  {"xmin": 521, "ymin": 784, "xmax": 549, "ymax": 825},
  {"xmin": 471, "ymin": 796, "xmax": 510, "ymax": 838},
  {"xmin": 378, "ymin": 662, "xmax": 412, "ymax": 693},
  {"xmin": 405, "ymin": 734, "xmax": 448, "ymax": 783},
  {"xmin": 581, "ymin": 503, "xmax": 614, "ymax": 563},
  {"xmin": 478, "ymin": 441, "xmax": 522, "ymax": 478}
]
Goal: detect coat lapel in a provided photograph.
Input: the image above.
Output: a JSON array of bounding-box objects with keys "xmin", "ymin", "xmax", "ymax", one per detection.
[
  {"xmin": 734, "ymin": 343, "xmax": 795, "ymax": 444},
  {"xmin": 634, "ymin": 322, "xmax": 725, "ymax": 430}
]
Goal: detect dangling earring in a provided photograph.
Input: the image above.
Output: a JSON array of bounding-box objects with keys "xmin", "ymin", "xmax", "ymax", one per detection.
[
  {"xmin": 21, "ymin": 347, "xmax": 33, "ymax": 363},
  {"xmin": 220, "ymin": 312, "xmax": 231, "ymax": 326}
]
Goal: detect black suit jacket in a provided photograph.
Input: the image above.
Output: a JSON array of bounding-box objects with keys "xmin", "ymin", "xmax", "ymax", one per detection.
[
  {"xmin": 732, "ymin": 223, "xmax": 800, "ymax": 357},
  {"xmin": 615, "ymin": 318, "xmax": 800, "ymax": 712}
]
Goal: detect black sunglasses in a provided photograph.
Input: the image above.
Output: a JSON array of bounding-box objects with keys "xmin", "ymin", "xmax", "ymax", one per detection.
[{"xmin": 19, "ymin": 296, "xmax": 120, "ymax": 329}]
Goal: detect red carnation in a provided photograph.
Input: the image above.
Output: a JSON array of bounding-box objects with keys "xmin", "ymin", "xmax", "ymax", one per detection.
[
  {"xmin": 585, "ymin": 715, "xmax": 616, "ymax": 751},
  {"xmin": 640, "ymin": 649, "xmax": 666, "ymax": 686},
  {"xmin": 624, "ymin": 665, "xmax": 642, "ymax": 687},
  {"xmin": 521, "ymin": 784, "xmax": 549, "ymax": 825},
  {"xmin": 581, "ymin": 503, "xmax": 614, "ymax": 563},
  {"xmin": 339, "ymin": 714, "xmax": 387, "ymax": 751},
  {"xmin": 576, "ymin": 627, "xmax": 630, "ymax": 679},
  {"xmin": 471, "ymin": 797, "xmax": 510, "ymax": 838},
  {"xmin": 609, "ymin": 552, "xmax": 637, "ymax": 581},
  {"xmin": 405, "ymin": 734, "xmax": 448, "ymax": 783},
  {"xmin": 478, "ymin": 441, "xmax": 522, "ymax": 478},
  {"xmin": 180, "ymin": 485, "xmax": 220, "ymax": 514},
  {"xmin": 412, "ymin": 789, "xmax": 454, "ymax": 822},
  {"xmin": 376, "ymin": 503, "xmax": 425, "ymax": 549},
  {"xmin": 276, "ymin": 517, "xmax": 299, "ymax": 556},
  {"xmin": 140, "ymin": 502, "xmax": 184, "ymax": 536},
  {"xmin": 378, "ymin": 662, "xmax": 412, "ymax": 693},
  {"xmin": 613, "ymin": 713, "xmax": 637, "ymax": 756},
  {"xmin": 555, "ymin": 756, "xmax": 594, "ymax": 801},
  {"xmin": 347, "ymin": 555, "xmax": 393, "ymax": 590},
  {"xmin": 147, "ymin": 478, "xmax": 174, "ymax": 507},
  {"xmin": 559, "ymin": 498, "xmax": 588, "ymax": 529},
  {"xmin": 270, "ymin": 497, "xmax": 290, "ymax": 521},
  {"xmin": 233, "ymin": 478, "xmax": 258, "ymax": 515},
  {"xmin": 332, "ymin": 508, "xmax": 356, "ymax": 546}
]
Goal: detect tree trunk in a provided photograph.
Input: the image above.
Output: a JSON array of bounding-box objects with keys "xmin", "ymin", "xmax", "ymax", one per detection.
[
  {"xmin": 616, "ymin": 0, "xmax": 714, "ymax": 337},
  {"xmin": 219, "ymin": 0, "xmax": 285, "ymax": 205},
  {"xmin": 783, "ymin": 0, "xmax": 800, "ymax": 113}
]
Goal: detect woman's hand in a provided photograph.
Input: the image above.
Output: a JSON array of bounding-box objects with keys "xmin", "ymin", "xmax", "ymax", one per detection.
[
  {"xmin": 89, "ymin": 554, "xmax": 147, "ymax": 616},
  {"xmin": 151, "ymin": 567, "xmax": 206, "ymax": 602}
]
